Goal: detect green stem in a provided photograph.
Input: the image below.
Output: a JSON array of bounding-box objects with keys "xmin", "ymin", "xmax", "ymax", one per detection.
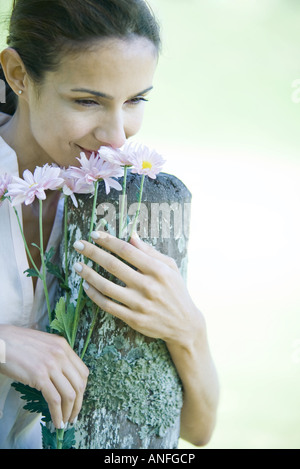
[
  {"xmin": 56, "ymin": 428, "xmax": 65, "ymax": 449},
  {"xmin": 127, "ymin": 174, "xmax": 145, "ymax": 242},
  {"xmin": 13, "ymin": 206, "xmax": 40, "ymax": 276},
  {"xmin": 80, "ymin": 308, "xmax": 99, "ymax": 360},
  {"xmin": 64, "ymin": 196, "xmax": 69, "ymax": 286},
  {"xmin": 71, "ymin": 181, "xmax": 99, "ymax": 348},
  {"xmin": 64, "ymin": 196, "xmax": 70, "ymax": 303},
  {"xmin": 88, "ymin": 180, "xmax": 99, "ymax": 243},
  {"xmin": 39, "ymin": 199, "xmax": 52, "ymax": 324},
  {"xmin": 71, "ymin": 280, "xmax": 83, "ymax": 349},
  {"xmin": 119, "ymin": 165, "xmax": 128, "ymax": 238}
]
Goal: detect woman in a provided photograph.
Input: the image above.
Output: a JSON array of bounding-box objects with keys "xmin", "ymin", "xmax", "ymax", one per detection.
[{"xmin": 0, "ymin": 0, "xmax": 219, "ymax": 449}]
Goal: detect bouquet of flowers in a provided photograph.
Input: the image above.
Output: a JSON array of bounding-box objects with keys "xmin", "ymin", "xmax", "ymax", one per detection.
[{"xmin": 0, "ymin": 142, "xmax": 165, "ymax": 449}]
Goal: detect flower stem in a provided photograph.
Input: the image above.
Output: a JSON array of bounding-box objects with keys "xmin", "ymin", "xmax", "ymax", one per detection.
[
  {"xmin": 88, "ymin": 181, "xmax": 99, "ymax": 243},
  {"xmin": 13, "ymin": 206, "xmax": 40, "ymax": 276},
  {"xmin": 127, "ymin": 174, "xmax": 145, "ymax": 242},
  {"xmin": 39, "ymin": 199, "xmax": 52, "ymax": 324},
  {"xmin": 71, "ymin": 181, "xmax": 99, "ymax": 348},
  {"xmin": 56, "ymin": 428, "xmax": 65, "ymax": 449},
  {"xmin": 80, "ymin": 307, "xmax": 99, "ymax": 360},
  {"xmin": 119, "ymin": 165, "xmax": 128, "ymax": 238},
  {"xmin": 63, "ymin": 196, "xmax": 70, "ymax": 304},
  {"xmin": 64, "ymin": 196, "xmax": 69, "ymax": 288}
]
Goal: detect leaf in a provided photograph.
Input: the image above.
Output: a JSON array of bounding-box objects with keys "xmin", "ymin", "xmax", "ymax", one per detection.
[
  {"xmin": 41, "ymin": 425, "xmax": 76, "ymax": 450},
  {"xmin": 44, "ymin": 246, "xmax": 55, "ymax": 263},
  {"xmin": 24, "ymin": 268, "xmax": 42, "ymax": 279},
  {"xmin": 31, "ymin": 242, "xmax": 41, "ymax": 252},
  {"xmin": 62, "ymin": 427, "xmax": 76, "ymax": 449},
  {"xmin": 59, "ymin": 282, "xmax": 71, "ymax": 293},
  {"xmin": 44, "ymin": 247, "xmax": 65, "ymax": 281},
  {"xmin": 11, "ymin": 382, "xmax": 51, "ymax": 422},
  {"xmin": 41, "ymin": 425, "xmax": 57, "ymax": 449},
  {"xmin": 46, "ymin": 261, "xmax": 65, "ymax": 283},
  {"xmin": 50, "ymin": 297, "xmax": 76, "ymax": 345}
]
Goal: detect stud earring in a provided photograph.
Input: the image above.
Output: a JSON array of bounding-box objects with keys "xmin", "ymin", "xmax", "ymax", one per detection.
[{"xmin": 18, "ymin": 90, "xmax": 22, "ymax": 95}]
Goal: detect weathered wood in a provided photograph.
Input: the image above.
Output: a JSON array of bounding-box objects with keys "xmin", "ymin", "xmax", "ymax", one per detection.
[{"xmin": 64, "ymin": 172, "xmax": 192, "ymax": 449}]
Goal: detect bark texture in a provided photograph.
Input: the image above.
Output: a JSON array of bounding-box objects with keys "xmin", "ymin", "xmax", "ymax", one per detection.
[{"xmin": 64, "ymin": 172, "xmax": 192, "ymax": 449}]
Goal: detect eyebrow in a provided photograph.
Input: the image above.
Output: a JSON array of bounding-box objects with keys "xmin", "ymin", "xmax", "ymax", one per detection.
[{"xmin": 70, "ymin": 86, "xmax": 153, "ymax": 100}]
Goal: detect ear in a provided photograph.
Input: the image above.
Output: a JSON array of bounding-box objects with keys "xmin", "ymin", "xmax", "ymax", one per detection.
[{"xmin": 0, "ymin": 48, "xmax": 28, "ymax": 96}]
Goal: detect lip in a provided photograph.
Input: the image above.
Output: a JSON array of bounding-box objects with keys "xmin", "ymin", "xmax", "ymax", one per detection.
[{"xmin": 77, "ymin": 145, "xmax": 100, "ymax": 156}]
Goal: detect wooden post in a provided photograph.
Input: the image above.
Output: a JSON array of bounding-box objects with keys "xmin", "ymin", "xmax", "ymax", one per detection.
[{"xmin": 64, "ymin": 172, "xmax": 192, "ymax": 449}]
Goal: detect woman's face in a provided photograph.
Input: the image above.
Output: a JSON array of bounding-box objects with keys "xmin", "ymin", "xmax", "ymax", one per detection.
[{"xmin": 24, "ymin": 37, "xmax": 158, "ymax": 168}]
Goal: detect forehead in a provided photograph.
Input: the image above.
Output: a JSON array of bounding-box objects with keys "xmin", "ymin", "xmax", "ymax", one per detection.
[{"xmin": 47, "ymin": 37, "xmax": 158, "ymax": 96}]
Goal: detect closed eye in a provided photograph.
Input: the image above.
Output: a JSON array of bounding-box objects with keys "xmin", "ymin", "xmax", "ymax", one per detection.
[
  {"xmin": 75, "ymin": 99, "xmax": 99, "ymax": 107},
  {"xmin": 126, "ymin": 96, "xmax": 149, "ymax": 106}
]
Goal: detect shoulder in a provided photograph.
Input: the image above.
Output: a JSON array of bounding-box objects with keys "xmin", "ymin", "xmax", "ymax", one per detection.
[{"xmin": 0, "ymin": 115, "xmax": 18, "ymax": 175}]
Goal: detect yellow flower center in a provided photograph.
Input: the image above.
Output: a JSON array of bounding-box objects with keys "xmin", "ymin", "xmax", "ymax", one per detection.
[{"xmin": 142, "ymin": 160, "xmax": 152, "ymax": 170}]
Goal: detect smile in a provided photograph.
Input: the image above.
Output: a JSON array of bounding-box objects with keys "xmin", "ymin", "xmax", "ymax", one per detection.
[{"xmin": 77, "ymin": 145, "xmax": 100, "ymax": 156}]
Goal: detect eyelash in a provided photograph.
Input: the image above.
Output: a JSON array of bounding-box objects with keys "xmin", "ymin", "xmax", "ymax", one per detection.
[
  {"xmin": 127, "ymin": 96, "xmax": 149, "ymax": 106},
  {"xmin": 74, "ymin": 96, "xmax": 149, "ymax": 107},
  {"xmin": 74, "ymin": 99, "xmax": 99, "ymax": 107}
]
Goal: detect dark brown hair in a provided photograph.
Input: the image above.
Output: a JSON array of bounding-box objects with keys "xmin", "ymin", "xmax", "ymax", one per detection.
[{"xmin": 0, "ymin": 0, "xmax": 161, "ymax": 115}]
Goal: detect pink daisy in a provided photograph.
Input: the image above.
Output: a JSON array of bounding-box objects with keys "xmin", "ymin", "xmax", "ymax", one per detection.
[
  {"xmin": 6, "ymin": 164, "xmax": 64, "ymax": 206},
  {"xmin": 99, "ymin": 142, "xmax": 135, "ymax": 167},
  {"xmin": 68, "ymin": 152, "xmax": 123, "ymax": 194},
  {"xmin": 0, "ymin": 173, "xmax": 13, "ymax": 203},
  {"xmin": 60, "ymin": 169, "xmax": 95, "ymax": 208},
  {"xmin": 129, "ymin": 144, "xmax": 166, "ymax": 179}
]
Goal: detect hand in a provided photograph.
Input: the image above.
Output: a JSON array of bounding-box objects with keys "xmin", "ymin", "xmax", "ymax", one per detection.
[
  {"xmin": 0, "ymin": 325, "xmax": 89, "ymax": 429},
  {"xmin": 73, "ymin": 231, "xmax": 202, "ymax": 347},
  {"xmin": 73, "ymin": 231, "xmax": 220, "ymax": 447}
]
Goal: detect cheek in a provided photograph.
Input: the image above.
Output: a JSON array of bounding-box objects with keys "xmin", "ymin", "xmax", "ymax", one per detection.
[
  {"xmin": 125, "ymin": 107, "xmax": 146, "ymax": 138},
  {"xmin": 33, "ymin": 113, "xmax": 92, "ymax": 147}
]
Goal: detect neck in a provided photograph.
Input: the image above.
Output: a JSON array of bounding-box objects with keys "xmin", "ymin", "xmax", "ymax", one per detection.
[{"xmin": 0, "ymin": 109, "xmax": 51, "ymax": 175}]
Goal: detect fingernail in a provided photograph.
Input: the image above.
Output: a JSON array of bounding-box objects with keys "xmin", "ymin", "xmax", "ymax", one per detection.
[
  {"xmin": 73, "ymin": 241, "xmax": 85, "ymax": 251},
  {"xmin": 72, "ymin": 416, "xmax": 78, "ymax": 426},
  {"xmin": 83, "ymin": 280, "xmax": 90, "ymax": 290},
  {"xmin": 91, "ymin": 231, "xmax": 100, "ymax": 240},
  {"xmin": 73, "ymin": 262, "xmax": 83, "ymax": 273},
  {"xmin": 60, "ymin": 420, "xmax": 65, "ymax": 429}
]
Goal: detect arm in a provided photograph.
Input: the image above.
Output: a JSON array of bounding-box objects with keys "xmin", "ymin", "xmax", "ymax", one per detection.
[
  {"xmin": 167, "ymin": 322, "xmax": 219, "ymax": 446},
  {"xmin": 73, "ymin": 231, "xmax": 219, "ymax": 446}
]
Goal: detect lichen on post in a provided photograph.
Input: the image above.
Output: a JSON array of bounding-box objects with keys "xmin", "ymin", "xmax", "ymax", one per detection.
[{"xmin": 64, "ymin": 172, "xmax": 192, "ymax": 449}]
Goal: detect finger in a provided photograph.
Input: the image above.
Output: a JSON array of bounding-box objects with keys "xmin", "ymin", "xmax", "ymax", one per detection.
[
  {"xmin": 50, "ymin": 371, "xmax": 77, "ymax": 425},
  {"xmin": 73, "ymin": 237, "xmax": 143, "ymax": 283},
  {"xmin": 64, "ymin": 348, "xmax": 89, "ymax": 423},
  {"xmin": 61, "ymin": 368, "xmax": 87, "ymax": 424},
  {"xmin": 79, "ymin": 231, "xmax": 160, "ymax": 275},
  {"xmin": 67, "ymin": 346, "xmax": 90, "ymax": 382},
  {"xmin": 40, "ymin": 380, "xmax": 64, "ymax": 429},
  {"xmin": 129, "ymin": 232, "xmax": 179, "ymax": 272},
  {"xmin": 73, "ymin": 262, "xmax": 132, "ymax": 306},
  {"xmin": 83, "ymin": 281, "xmax": 145, "ymax": 331}
]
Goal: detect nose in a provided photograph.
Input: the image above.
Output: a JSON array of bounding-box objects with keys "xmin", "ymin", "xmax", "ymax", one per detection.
[{"xmin": 94, "ymin": 110, "xmax": 127, "ymax": 149}]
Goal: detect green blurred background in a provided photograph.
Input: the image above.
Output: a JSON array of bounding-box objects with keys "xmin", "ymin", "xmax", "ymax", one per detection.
[{"xmin": 1, "ymin": 0, "xmax": 300, "ymax": 449}]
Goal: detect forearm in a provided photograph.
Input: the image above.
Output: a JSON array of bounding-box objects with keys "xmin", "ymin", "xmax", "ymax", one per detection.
[{"xmin": 167, "ymin": 312, "xmax": 219, "ymax": 447}]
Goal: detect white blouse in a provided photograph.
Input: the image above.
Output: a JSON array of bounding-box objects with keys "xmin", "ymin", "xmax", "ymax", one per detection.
[{"xmin": 0, "ymin": 133, "xmax": 63, "ymax": 448}]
